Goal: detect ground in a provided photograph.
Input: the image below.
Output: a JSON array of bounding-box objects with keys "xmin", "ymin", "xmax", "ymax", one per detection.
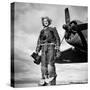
[{"xmin": 14, "ymin": 62, "xmax": 88, "ymax": 87}]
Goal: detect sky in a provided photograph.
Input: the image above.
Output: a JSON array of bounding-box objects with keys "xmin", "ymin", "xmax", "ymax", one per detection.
[{"xmin": 12, "ymin": 2, "xmax": 88, "ymax": 83}]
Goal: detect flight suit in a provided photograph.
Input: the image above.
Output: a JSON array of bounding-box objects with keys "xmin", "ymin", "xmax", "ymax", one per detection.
[{"xmin": 36, "ymin": 27, "xmax": 60, "ymax": 85}]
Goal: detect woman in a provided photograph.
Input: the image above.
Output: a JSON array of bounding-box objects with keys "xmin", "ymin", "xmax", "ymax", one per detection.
[{"xmin": 36, "ymin": 17, "xmax": 60, "ymax": 86}]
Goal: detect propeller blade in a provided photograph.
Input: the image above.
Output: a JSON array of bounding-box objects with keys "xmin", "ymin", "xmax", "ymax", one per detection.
[{"xmin": 65, "ymin": 8, "xmax": 70, "ymax": 24}]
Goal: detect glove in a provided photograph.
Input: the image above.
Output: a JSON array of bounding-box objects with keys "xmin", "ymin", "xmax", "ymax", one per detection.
[
  {"xmin": 55, "ymin": 49, "xmax": 61, "ymax": 60},
  {"xmin": 55, "ymin": 46, "xmax": 59, "ymax": 50}
]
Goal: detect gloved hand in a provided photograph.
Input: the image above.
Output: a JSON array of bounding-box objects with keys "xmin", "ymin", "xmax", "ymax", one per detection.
[
  {"xmin": 55, "ymin": 46, "xmax": 59, "ymax": 50},
  {"xmin": 55, "ymin": 49, "xmax": 61, "ymax": 59},
  {"xmin": 35, "ymin": 50, "xmax": 39, "ymax": 54}
]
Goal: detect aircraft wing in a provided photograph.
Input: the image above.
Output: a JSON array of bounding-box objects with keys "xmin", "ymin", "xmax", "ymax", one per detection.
[{"xmin": 55, "ymin": 48, "xmax": 87, "ymax": 64}]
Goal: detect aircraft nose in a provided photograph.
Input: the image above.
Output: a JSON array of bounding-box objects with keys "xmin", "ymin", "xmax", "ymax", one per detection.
[{"xmin": 62, "ymin": 24, "xmax": 69, "ymax": 31}]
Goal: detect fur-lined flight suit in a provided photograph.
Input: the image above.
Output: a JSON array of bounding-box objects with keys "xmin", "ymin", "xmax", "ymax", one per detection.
[{"xmin": 36, "ymin": 27, "xmax": 60, "ymax": 85}]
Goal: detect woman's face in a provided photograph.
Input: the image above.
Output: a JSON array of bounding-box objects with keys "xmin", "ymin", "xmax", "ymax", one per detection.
[{"xmin": 43, "ymin": 19, "xmax": 49, "ymax": 27}]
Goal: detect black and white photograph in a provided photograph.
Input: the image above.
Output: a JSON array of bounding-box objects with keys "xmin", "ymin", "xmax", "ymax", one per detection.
[{"xmin": 11, "ymin": 2, "xmax": 88, "ymax": 87}]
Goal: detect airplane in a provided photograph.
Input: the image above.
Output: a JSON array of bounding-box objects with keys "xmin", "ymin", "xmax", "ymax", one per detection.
[
  {"xmin": 56, "ymin": 8, "xmax": 88, "ymax": 63},
  {"xmin": 31, "ymin": 8, "xmax": 88, "ymax": 64}
]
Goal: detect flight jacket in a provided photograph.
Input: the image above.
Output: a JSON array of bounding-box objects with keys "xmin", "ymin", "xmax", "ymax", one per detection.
[{"xmin": 36, "ymin": 27, "xmax": 60, "ymax": 53}]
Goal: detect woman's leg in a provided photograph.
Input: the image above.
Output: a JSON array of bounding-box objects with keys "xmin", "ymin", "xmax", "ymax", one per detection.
[
  {"xmin": 39, "ymin": 50, "xmax": 48, "ymax": 86},
  {"xmin": 47, "ymin": 45, "xmax": 57, "ymax": 85}
]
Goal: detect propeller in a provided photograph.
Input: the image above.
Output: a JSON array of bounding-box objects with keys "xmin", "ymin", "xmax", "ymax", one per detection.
[
  {"xmin": 65, "ymin": 8, "xmax": 70, "ymax": 24},
  {"xmin": 63, "ymin": 8, "xmax": 71, "ymax": 39}
]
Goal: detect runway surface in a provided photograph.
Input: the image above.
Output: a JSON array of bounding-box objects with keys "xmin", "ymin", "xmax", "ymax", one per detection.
[{"xmin": 14, "ymin": 62, "xmax": 88, "ymax": 87}]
